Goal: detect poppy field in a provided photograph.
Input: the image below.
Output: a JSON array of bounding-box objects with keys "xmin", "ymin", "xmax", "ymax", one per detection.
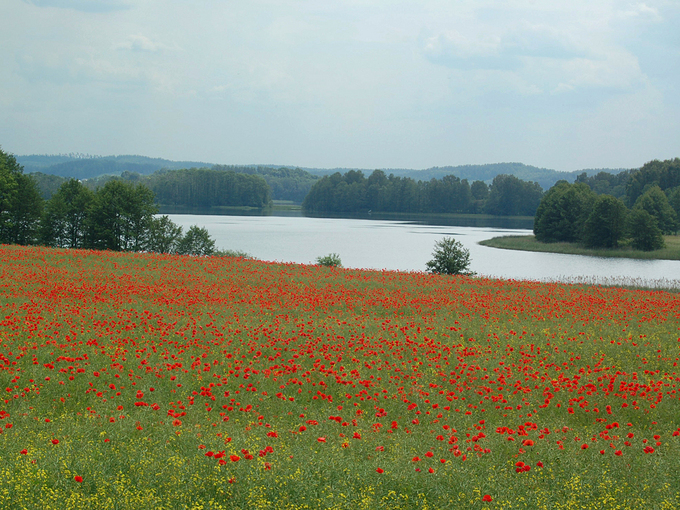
[{"xmin": 1, "ymin": 244, "xmax": 680, "ymax": 509}]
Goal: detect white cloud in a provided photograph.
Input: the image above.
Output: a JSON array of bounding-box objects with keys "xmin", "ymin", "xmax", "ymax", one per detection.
[{"xmin": 115, "ymin": 34, "xmax": 172, "ymax": 53}]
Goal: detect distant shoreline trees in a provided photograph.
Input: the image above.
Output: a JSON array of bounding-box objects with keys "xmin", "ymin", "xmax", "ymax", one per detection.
[{"xmin": 302, "ymin": 170, "xmax": 543, "ymax": 216}]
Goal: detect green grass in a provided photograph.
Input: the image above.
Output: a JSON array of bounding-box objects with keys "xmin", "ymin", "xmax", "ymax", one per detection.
[{"xmin": 480, "ymin": 234, "xmax": 680, "ymax": 260}]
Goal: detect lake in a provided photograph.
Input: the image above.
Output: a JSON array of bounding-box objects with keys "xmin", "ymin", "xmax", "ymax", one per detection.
[{"xmin": 166, "ymin": 213, "xmax": 680, "ymax": 289}]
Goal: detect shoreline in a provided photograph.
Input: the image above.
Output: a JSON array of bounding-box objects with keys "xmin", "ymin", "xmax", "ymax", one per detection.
[{"xmin": 479, "ymin": 234, "xmax": 680, "ymax": 261}]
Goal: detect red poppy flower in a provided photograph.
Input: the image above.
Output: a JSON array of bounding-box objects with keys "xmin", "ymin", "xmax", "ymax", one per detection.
[
  {"xmin": 74, "ymin": 476, "xmax": 83, "ymax": 483},
  {"xmin": 376, "ymin": 468, "xmax": 384, "ymax": 474},
  {"xmin": 51, "ymin": 439, "xmax": 59, "ymax": 445},
  {"xmin": 482, "ymin": 495, "xmax": 493, "ymax": 502},
  {"xmin": 230, "ymin": 455, "xmax": 240, "ymax": 462}
]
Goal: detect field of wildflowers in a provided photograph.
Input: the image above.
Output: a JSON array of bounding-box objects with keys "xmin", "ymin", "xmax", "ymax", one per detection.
[{"xmin": 1, "ymin": 244, "xmax": 679, "ymax": 509}]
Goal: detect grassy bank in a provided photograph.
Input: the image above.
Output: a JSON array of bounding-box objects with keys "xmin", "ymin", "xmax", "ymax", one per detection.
[{"xmin": 480, "ymin": 234, "xmax": 680, "ymax": 260}]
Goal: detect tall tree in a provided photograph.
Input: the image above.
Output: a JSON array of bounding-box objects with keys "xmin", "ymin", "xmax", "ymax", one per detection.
[
  {"xmin": 0, "ymin": 147, "xmax": 43, "ymax": 245},
  {"xmin": 534, "ymin": 182, "xmax": 596, "ymax": 243},
  {"xmin": 85, "ymin": 180, "xmax": 158, "ymax": 251},
  {"xmin": 40, "ymin": 179, "xmax": 94, "ymax": 248},
  {"xmin": 582, "ymin": 195, "xmax": 628, "ymax": 248},
  {"xmin": 628, "ymin": 209, "xmax": 665, "ymax": 251},
  {"xmin": 632, "ymin": 185, "xmax": 678, "ymax": 235}
]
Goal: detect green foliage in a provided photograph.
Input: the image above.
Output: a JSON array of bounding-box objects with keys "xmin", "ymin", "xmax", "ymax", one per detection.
[
  {"xmin": 85, "ymin": 180, "xmax": 158, "ymax": 251},
  {"xmin": 628, "ymin": 209, "xmax": 665, "ymax": 251},
  {"xmin": 303, "ymin": 170, "xmax": 543, "ymax": 216},
  {"xmin": 534, "ymin": 182, "xmax": 596, "ymax": 243},
  {"xmin": 27, "ymin": 172, "xmax": 68, "ymax": 199},
  {"xmin": 0, "ymin": 147, "xmax": 44, "ymax": 245},
  {"xmin": 582, "ymin": 195, "xmax": 628, "ymax": 248},
  {"xmin": 147, "ymin": 168, "xmax": 271, "ymax": 209},
  {"xmin": 626, "ymin": 158, "xmax": 680, "ymax": 206},
  {"xmin": 40, "ymin": 179, "xmax": 94, "ymax": 249},
  {"xmin": 575, "ymin": 170, "xmax": 631, "ymax": 199},
  {"xmin": 484, "ymin": 174, "xmax": 543, "ymax": 216},
  {"xmin": 425, "ymin": 237, "xmax": 474, "ymax": 275},
  {"xmin": 176, "ymin": 226, "xmax": 216, "ymax": 256},
  {"xmin": 315, "ymin": 253, "xmax": 342, "ymax": 267},
  {"xmin": 146, "ymin": 215, "xmax": 183, "ymax": 254},
  {"xmin": 632, "ymin": 185, "xmax": 678, "ymax": 235}
]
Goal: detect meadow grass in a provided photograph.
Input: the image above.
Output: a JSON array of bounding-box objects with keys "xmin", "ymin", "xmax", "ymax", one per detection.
[
  {"xmin": 0, "ymin": 244, "xmax": 679, "ymax": 508},
  {"xmin": 479, "ymin": 234, "xmax": 680, "ymax": 260}
]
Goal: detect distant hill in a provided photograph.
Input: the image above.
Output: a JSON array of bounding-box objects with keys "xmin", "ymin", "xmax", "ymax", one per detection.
[{"xmin": 18, "ymin": 154, "xmax": 630, "ymax": 193}]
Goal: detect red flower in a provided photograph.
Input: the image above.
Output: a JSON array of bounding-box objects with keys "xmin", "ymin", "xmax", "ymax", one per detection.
[
  {"xmin": 376, "ymin": 468, "xmax": 384, "ymax": 474},
  {"xmin": 172, "ymin": 419, "xmax": 182, "ymax": 427},
  {"xmin": 230, "ymin": 455, "xmax": 240, "ymax": 462},
  {"xmin": 74, "ymin": 476, "xmax": 83, "ymax": 483},
  {"xmin": 51, "ymin": 439, "xmax": 59, "ymax": 445},
  {"xmin": 317, "ymin": 437, "xmax": 326, "ymax": 442},
  {"xmin": 20, "ymin": 449, "xmax": 27, "ymax": 455},
  {"xmin": 482, "ymin": 495, "xmax": 493, "ymax": 502}
]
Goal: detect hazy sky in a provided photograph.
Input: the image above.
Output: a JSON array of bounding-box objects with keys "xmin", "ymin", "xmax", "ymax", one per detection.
[{"xmin": 1, "ymin": 0, "xmax": 678, "ymax": 171}]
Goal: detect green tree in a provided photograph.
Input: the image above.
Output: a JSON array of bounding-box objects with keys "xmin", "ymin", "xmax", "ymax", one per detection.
[
  {"xmin": 0, "ymin": 148, "xmax": 43, "ymax": 245},
  {"xmin": 85, "ymin": 180, "xmax": 158, "ymax": 251},
  {"xmin": 534, "ymin": 182, "xmax": 596, "ymax": 243},
  {"xmin": 176, "ymin": 226, "xmax": 216, "ymax": 256},
  {"xmin": 40, "ymin": 179, "xmax": 94, "ymax": 248},
  {"xmin": 582, "ymin": 195, "xmax": 628, "ymax": 248},
  {"xmin": 632, "ymin": 185, "xmax": 678, "ymax": 234},
  {"xmin": 6, "ymin": 173, "xmax": 43, "ymax": 245},
  {"xmin": 628, "ymin": 209, "xmax": 665, "ymax": 251},
  {"xmin": 146, "ymin": 215, "xmax": 183, "ymax": 254},
  {"xmin": 425, "ymin": 237, "xmax": 474, "ymax": 276}
]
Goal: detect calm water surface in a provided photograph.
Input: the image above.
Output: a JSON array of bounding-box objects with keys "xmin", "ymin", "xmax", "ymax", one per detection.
[{"xmin": 167, "ymin": 214, "xmax": 680, "ymax": 288}]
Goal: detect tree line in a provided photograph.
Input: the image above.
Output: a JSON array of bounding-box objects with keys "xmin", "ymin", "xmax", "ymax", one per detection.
[
  {"xmin": 302, "ymin": 170, "xmax": 543, "ymax": 216},
  {"xmin": 534, "ymin": 158, "xmax": 680, "ymax": 251},
  {"xmin": 1, "ymin": 147, "xmax": 217, "ymax": 255}
]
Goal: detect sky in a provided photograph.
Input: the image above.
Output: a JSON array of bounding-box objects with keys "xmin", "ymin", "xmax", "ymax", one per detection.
[{"xmin": 1, "ymin": 0, "xmax": 678, "ymax": 172}]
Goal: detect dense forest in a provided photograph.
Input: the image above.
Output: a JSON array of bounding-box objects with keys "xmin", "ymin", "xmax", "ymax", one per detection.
[
  {"xmin": 534, "ymin": 158, "xmax": 680, "ymax": 251},
  {"xmin": 302, "ymin": 170, "xmax": 543, "ymax": 216}
]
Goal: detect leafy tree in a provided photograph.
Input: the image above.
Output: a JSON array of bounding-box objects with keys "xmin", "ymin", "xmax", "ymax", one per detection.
[
  {"xmin": 315, "ymin": 253, "xmax": 342, "ymax": 267},
  {"xmin": 176, "ymin": 226, "xmax": 216, "ymax": 256},
  {"xmin": 40, "ymin": 179, "xmax": 94, "ymax": 248},
  {"xmin": 632, "ymin": 185, "xmax": 678, "ymax": 234},
  {"xmin": 146, "ymin": 215, "xmax": 183, "ymax": 254},
  {"xmin": 0, "ymin": 148, "xmax": 43, "ymax": 245},
  {"xmin": 582, "ymin": 195, "xmax": 628, "ymax": 248},
  {"xmin": 628, "ymin": 209, "xmax": 665, "ymax": 251},
  {"xmin": 470, "ymin": 180, "xmax": 489, "ymax": 200},
  {"xmin": 534, "ymin": 182, "xmax": 596, "ymax": 243},
  {"xmin": 626, "ymin": 158, "xmax": 680, "ymax": 206},
  {"xmin": 85, "ymin": 180, "xmax": 158, "ymax": 251},
  {"xmin": 425, "ymin": 237, "xmax": 474, "ymax": 276}
]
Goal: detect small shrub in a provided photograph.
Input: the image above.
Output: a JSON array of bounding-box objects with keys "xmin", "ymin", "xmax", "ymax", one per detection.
[
  {"xmin": 425, "ymin": 237, "xmax": 474, "ymax": 276},
  {"xmin": 316, "ymin": 253, "xmax": 342, "ymax": 267}
]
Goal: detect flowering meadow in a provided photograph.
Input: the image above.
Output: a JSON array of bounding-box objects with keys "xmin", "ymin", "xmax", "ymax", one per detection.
[{"xmin": 1, "ymin": 245, "xmax": 680, "ymax": 509}]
